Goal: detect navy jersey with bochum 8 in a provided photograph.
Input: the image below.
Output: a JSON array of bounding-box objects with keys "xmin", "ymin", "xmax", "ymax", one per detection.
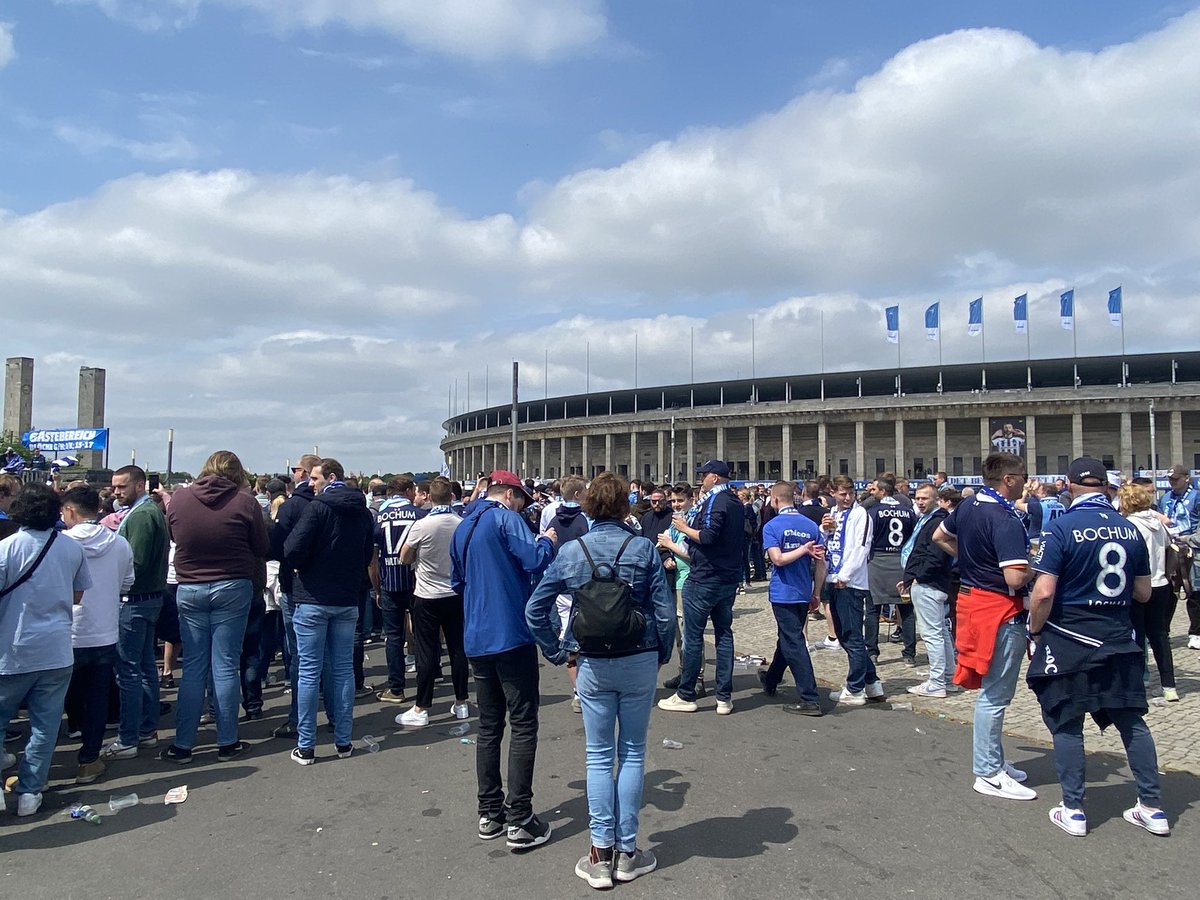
[
  {"xmin": 867, "ymin": 498, "xmax": 915, "ymax": 558},
  {"xmin": 1032, "ymin": 495, "xmax": 1150, "ymax": 610}
]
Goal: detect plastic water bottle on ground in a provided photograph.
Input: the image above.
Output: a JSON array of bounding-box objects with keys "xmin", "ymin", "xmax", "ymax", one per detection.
[
  {"xmin": 361, "ymin": 735, "xmax": 380, "ymax": 753},
  {"xmin": 662, "ymin": 739, "xmax": 684, "ymax": 749},
  {"xmin": 449, "ymin": 723, "xmax": 470, "ymax": 736},
  {"xmin": 70, "ymin": 803, "xmax": 102, "ymax": 824},
  {"xmin": 108, "ymin": 792, "xmax": 139, "ymax": 812}
]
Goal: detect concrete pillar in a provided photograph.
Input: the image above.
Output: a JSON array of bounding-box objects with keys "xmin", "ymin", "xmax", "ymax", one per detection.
[
  {"xmin": 818, "ymin": 421, "xmax": 828, "ymax": 474},
  {"xmin": 748, "ymin": 425, "xmax": 758, "ymax": 481},
  {"xmin": 1025, "ymin": 415, "xmax": 1037, "ymax": 472},
  {"xmin": 854, "ymin": 421, "xmax": 865, "ymax": 480},
  {"xmin": 582, "ymin": 434, "xmax": 590, "ymax": 478},
  {"xmin": 630, "ymin": 431, "xmax": 638, "ymax": 479},
  {"xmin": 781, "ymin": 423, "xmax": 792, "ymax": 482},
  {"xmin": 539, "ymin": 438, "xmax": 546, "ymax": 479},
  {"xmin": 936, "ymin": 418, "xmax": 946, "ymax": 472},
  {"xmin": 4, "ymin": 357, "xmax": 34, "ymax": 442},
  {"xmin": 980, "ymin": 417, "xmax": 991, "ymax": 462},
  {"xmin": 894, "ymin": 419, "xmax": 905, "ymax": 476},
  {"xmin": 716, "ymin": 426, "xmax": 725, "ymax": 461},
  {"xmin": 1170, "ymin": 410, "xmax": 1183, "ymax": 465},
  {"xmin": 686, "ymin": 429, "xmax": 695, "ymax": 477},
  {"xmin": 604, "ymin": 432, "xmax": 613, "ymax": 473},
  {"xmin": 1119, "ymin": 412, "xmax": 1133, "ymax": 474},
  {"xmin": 657, "ymin": 431, "xmax": 665, "ymax": 483},
  {"xmin": 1072, "ymin": 413, "xmax": 1084, "ymax": 459}
]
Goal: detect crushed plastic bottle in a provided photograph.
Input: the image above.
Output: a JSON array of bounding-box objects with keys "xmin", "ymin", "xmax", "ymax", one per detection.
[
  {"xmin": 70, "ymin": 803, "xmax": 102, "ymax": 824},
  {"xmin": 459, "ymin": 738, "xmax": 475, "ymax": 745},
  {"xmin": 361, "ymin": 735, "xmax": 380, "ymax": 753},
  {"xmin": 661, "ymin": 739, "xmax": 684, "ymax": 749},
  {"xmin": 448, "ymin": 723, "xmax": 470, "ymax": 736},
  {"xmin": 891, "ymin": 702, "xmax": 913, "ymax": 711},
  {"xmin": 108, "ymin": 792, "xmax": 139, "ymax": 812}
]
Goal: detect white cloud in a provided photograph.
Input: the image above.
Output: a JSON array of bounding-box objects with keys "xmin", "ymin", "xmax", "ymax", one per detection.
[
  {"xmin": 0, "ymin": 21, "xmax": 15, "ymax": 68},
  {"xmin": 53, "ymin": 123, "xmax": 200, "ymax": 163},
  {"xmin": 65, "ymin": 0, "xmax": 608, "ymax": 62}
]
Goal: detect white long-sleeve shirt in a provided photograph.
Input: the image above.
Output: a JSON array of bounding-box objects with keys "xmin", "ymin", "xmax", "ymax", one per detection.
[{"xmin": 825, "ymin": 504, "xmax": 870, "ymax": 590}]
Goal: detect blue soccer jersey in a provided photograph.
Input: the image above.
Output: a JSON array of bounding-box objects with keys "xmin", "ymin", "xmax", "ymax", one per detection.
[
  {"xmin": 762, "ymin": 510, "xmax": 824, "ymax": 604},
  {"xmin": 1032, "ymin": 496, "xmax": 1150, "ymax": 608}
]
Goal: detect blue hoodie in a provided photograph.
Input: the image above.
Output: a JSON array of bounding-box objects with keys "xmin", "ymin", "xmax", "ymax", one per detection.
[{"xmin": 451, "ymin": 499, "xmax": 555, "ymax": 657}]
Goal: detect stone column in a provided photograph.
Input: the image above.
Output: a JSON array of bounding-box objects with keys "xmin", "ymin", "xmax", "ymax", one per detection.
[
  {"xmin": 686, "ymin": 429, "xmax": 695, "ymax": 477},
  {"xmin": 657, "ymin": 431, "xmax": 666, "ymax": 483},
  {"xmin": 854, "ymin": 420, "xmax": 865, "ymax": 480},
  {"xmin": 1025, "ymin": 415, "xmax": 1037, "ymax": 473},
  {"xmin": 581, "ymin": 434, "xmax": 590, "ymax": 478},
  {"xmin": 936, "ymin": 418, "xmax": 946, "ymax": 472},
  {"xmin": 748, "ymin": 425, "xmax": 758, "ymax": 481},
  {"xmin": 77, "ymin": 365, "xmax": 106, "ymax": 470},
  {"xmin": 1072, "ymin": 413, "xmax": 1084, "ymax": 459},
  {"xmin": 1170, "ymin": 410, "xmax": 1183, "ymax": 465},
  {"xmin": 539, "ymin": 438, "xmax": 546, "ymax": 478},
  {"xmin": 781, "ymin": 423, "xmax": 792, "ymax": 481},
  {"xmin": 1119, "ymin": 412, "xmax": 1133, "ymax": 474},
  {"xmin": 980, "ymin": 417, "xmax": 991, "ymax": 463},
  {"xmin": 559, "ymin": 436, "xmax": 567, "ymax": 478},
  {"xmin": 604, "ymin": 432, "xmax": 613, "ymax": 473},
  {"xmin": 894, "ymin": 419, "xmax": 905, "ymax": 476},
  {"xmin": 4, "ymin": 357, "xmax": 34, "ymax": 440},
  {"xmin": 716, "ymin": 425, "xmax": 725, "ymax": 461},
  {"xmin": 818, "ymin": 420, "xmax": 828, "ymax": 474},
  {"xmin": 630, "ymin": 431, "xmax": 638, "ymax": 479}
]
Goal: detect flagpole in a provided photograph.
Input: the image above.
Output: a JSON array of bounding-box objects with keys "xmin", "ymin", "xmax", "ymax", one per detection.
[
  {"xmin": 820, "ymin": 309, "xmax": 826, "ymax": 401},
  {"xmin": 981, "ymin": 304, "xmax": 987, "ymax": 364}
]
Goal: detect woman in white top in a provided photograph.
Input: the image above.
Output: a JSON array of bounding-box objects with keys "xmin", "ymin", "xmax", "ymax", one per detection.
[{"xmin": 1120, "ymin": 484, "xmax": 1178, "ymax": 701}]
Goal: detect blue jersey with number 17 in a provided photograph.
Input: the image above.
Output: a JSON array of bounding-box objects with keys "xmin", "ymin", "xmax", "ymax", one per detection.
[{"xmin": 1031, "ymin": 499, "xmax": 1150, "ymax": 608}]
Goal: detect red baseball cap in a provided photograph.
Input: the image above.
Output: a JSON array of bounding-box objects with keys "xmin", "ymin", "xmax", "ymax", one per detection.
[{"xmin": 489, "ymin": 470, "xmax": 535, "ymax": 503}]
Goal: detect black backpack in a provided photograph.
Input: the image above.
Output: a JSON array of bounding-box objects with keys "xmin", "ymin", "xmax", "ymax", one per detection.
[{"xmin": 570, "ymin": 535, "xmax": 646, "ymax": 654}]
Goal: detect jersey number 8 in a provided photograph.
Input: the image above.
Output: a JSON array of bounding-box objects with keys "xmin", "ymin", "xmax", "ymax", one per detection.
[{"xmin": 1095, "ymin": 541, "xmax": 1127, "ymax": 598}]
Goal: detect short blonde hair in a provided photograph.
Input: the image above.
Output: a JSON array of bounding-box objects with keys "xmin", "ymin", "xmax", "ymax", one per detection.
[
  {"xmin": 1118, "ymin": 483, "xmax": 1152, "ymax": 515},
  {"xmin": 199, "ymin": 450, "xmax": 249, "ymax": 488}
]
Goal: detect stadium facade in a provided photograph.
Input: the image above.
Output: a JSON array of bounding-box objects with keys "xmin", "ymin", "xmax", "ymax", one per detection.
[{"xmin": 440, "ymin": 351, "xmax": 1200, "ymax": 483}]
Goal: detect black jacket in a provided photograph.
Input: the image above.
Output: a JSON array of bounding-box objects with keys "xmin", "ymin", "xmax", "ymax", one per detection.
[
  {"xmin": 639, "ymin": 506, "xmax": 674, "ymax": 563},
  {"xmin": 270, "ymin": 482, "xmax": 314, "ymax": 594},
  {"xmin": 901, "ymin": 507, "xmax": 953, "ymax": 593},
  {"xmin": 283, "ymin": 485, "xmax": 375, "ymax": 607},
  {"xmin": 688, "ymin": 487, "xmax": 745, "ymax": 584}
]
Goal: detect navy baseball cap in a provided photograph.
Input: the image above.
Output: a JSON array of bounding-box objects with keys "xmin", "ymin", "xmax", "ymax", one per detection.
[
  {"xmin": 1066, "ymin": 457, "xmax": 1106, "ymax": 486},
  {"xmin": 697, "ymin": 459, "xmax": 731, "ymax": 478}
]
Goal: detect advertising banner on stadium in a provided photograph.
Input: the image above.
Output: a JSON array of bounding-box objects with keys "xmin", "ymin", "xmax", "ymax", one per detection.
[
  {"xmin": 22, "ymin": 428, "xmax": 109, "ymax": 453},
  {"xmin": 988, "ymin": 417, "xmax": 1027, "ymax": 458}
]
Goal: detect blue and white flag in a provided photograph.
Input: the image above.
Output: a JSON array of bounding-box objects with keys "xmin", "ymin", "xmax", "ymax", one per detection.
[
  {"xmin": 1013, "ymin": 293, "xmax": 1028, "ymax": 334},
  {"xmin": 1108, "ymin": 286, "xmax": 1122, "ymax": 327},
  {"xmin": 1060, "ymin": 289, "xmax": 1074, "ymax": 331},
  {"xmin": 968, "ymin": 297, "xmax": 983, "ymax": 336},
  {"xmin": 885, "ymin": 305, "xmax": 899, "ymax": 344},
  {"xmin": 439, "ymin": 461, "xmax": 452, "ymax": 477},
  {"xmin": 924, "ymin": 302, "xmax": 940, "ymax": 341}
]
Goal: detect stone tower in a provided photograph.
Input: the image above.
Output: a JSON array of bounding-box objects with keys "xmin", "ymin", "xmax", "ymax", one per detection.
[{"xmin": 3, "ymin": 357, "xmax": 34, "ymax": 440}]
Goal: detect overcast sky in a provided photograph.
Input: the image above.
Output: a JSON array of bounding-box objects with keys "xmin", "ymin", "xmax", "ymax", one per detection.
[{"xmin": 2, "ymin": 1, "xmax": 1198, "ymax": 475}]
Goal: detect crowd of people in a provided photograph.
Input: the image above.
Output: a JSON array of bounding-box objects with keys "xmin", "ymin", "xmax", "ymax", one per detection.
[{"xmin": 1, "ymin": 449, "xmax": 1197, "ymax": 883}]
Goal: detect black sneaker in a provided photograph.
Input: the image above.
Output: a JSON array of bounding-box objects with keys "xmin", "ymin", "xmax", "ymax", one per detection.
[
  {"xmin": 353, "ymin": 685, "xmax": 372, "ymax": 699},
  {"xmin": 757, "ymin": 670, "xmax": 777, "ymax": 697},
  {"xmin": 291, "ymin": 746, "xmax": 315, "ymax": 766},
  {"xmin": 506, "ymin": 814, "xmax": 552, "ymax": 852},
  {"xmin": 783, "ymin": 700, "xmax": 824, "ymax": 717},
  {"xmin": 160, "ymin": 674, "xmax": 176, "ymax": 689},
  {"xmin": 159, "ymin": 701, "xmax": 173, "ymax": 715},
  {"xmin": 663, "ymin": 675, "xmax": 681, "ymax": 690},
  {"xmin": 694, "ymin": 681, "xmax": 708, "ymax": 700},
  {"xmin": 272, "ymin": 722, "xmax": 298, "ymax": 739},
  {"xmin": 336, "ymin": 743, "xmax": 354, "ymax": 759},
  {"xmin": 158, "ymin": 744, "xmax": 193, "ymax": 764},
  {"xmin": 217, "ymin": 740, "xmax": 250, "ymax": 761},
  {"xmin": 478, "ymin": 814, "xmax": 507, "ymax": 840},
  {"xmin": 240, "ymin": 710, "xmax": 263, "ymax": 722}
]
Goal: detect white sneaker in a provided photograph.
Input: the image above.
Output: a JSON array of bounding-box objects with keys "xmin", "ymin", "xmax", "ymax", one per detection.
[
  {"xmin": 815, "ymin": 636, "xmax": 840, "ymax": 650},
  {"xmin": 16, "ymin": 792, "xmax": 42, "ymax": 817},
  {"xmin": 396, "ymin": 706, "xmax": 429, "ymax": 728},
  {"xmin": 657, "ymin": 693, "xmax": 698, "ymax": 713},
  {"xmin": 1123, "ymin": 800, "xmax": 1170, "ymax": 836},
  {"xmin": 973, "ymin": 772, "xmax": 1037, "ymax": 801},
  {"xmin": 451, "ymin": 702, "xmax": 470, "ymax": 719},
  {"xmin": 716, "ymin": 699, "xmax": 734, "ymax": 715},
  {"xmin": 1162, "ymin": 687, "xmax": 1180, "ymax": 702},
  {"xmin": 101, "ymin": 739, "xmax": 138, "ymax": 760},
  {"xmin": 1049, "ymin": 804, "xmax": 1087, "ymax": 837},
  {"xmin": 828, "ymin": 687, "xmax": 867, "ymax": 706},
  {"xmin": 1187, "ymin": 635, "xmax": 1200, "ymax": 650},
  {"xmin": 906, "ymin": 681, "xmax": 947, "ymax": 698},
  {"xmin": 864, "ymin": 680, "xmax": 887, "ymax": 702},
  {"xmin": 1003, "ymin": 761, "xmax": 1028, "ymax": 783}
]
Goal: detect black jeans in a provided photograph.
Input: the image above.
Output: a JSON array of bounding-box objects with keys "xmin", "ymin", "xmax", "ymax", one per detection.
[
  {"xmin": 763, "ymin": 603, "xmax": 819, "ymax": 702},
  {"xmin": 66, "ymin": 644, "xmax": 117, "ymax": 764},
  {"xmin": 471, "ymin": 643, "xmax": 540, "ymax": 823},
  {"xmin": 864, "ymin": 602, "xmax": 916, "ymax": 659},
  {"xmin": 412, "ymin": 594, "xmax": 469, "ymax": 708},
  {"xmin": 353, "ymin": 591, "xmax": 368, "ymax": 690},
  {"xmin": 380, "ymin": 589, "xmax": 412, "ymax": 692},
  {"xmin": 239, "ymin": 594, "xmax": 265, "ymax": 715},
  {"xmin": 1131, "ymin": 583, "xmax": 1178, "ymax": 689}
]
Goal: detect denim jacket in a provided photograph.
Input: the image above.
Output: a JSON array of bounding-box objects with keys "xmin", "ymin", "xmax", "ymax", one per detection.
[{"xmin": 526, "ymin": 520, "xmax": 677, "ymax": 665}]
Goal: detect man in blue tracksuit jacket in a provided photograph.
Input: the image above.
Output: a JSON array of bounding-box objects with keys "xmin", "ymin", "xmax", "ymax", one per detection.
[
  {"xmin": 658, "ymin": 459, "xmax": 745, "ymax": 715},
  {"xmin": 450, "ymin": 470, "xmax": 558, "ymax": 852}
]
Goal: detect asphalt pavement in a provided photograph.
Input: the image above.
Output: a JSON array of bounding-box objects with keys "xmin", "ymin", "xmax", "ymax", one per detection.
[{"xmin": 3, "ymin": 642, "xmax": 1199, "ymax": 900}]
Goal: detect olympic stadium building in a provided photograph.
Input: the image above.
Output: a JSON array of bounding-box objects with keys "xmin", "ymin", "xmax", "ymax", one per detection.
[{"xmin": 440, "ymin": 351, "xmax": 1200, "ymax": 484}]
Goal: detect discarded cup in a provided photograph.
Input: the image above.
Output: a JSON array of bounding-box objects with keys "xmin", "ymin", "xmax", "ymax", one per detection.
[
  {"xmin": 361, "ymin": 735, "xmax": 380, "ymax": 753},
  {"xmin": 662, "ymin": 739, "xmax": 684, "ymax": 750},
  {"xmin": 108, "ymin": 792, "xmax": 139, "ymax": 812},
  {"xmin": 448, "ymin": 723, "xmax": 470, "ymax": 736},
  {"xmin": 891, "ymin": 702, "xmax": 912, "ymax": 711}
]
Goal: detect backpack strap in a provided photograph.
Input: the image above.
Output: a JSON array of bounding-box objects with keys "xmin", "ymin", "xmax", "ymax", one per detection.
[
  {"xmin": 612, "ymin": 534, "xmax": 636, "ymax": 568},
  {"xmin": 577, "ymin": 535, "xmax": 603, "ymax": 578}
]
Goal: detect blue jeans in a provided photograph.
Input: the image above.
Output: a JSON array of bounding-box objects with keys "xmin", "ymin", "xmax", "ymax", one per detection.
[
  {"xmin": 972, "ymin": 616, "xmax": 1025, "ymax": 777},
  {"xmin": 115, "ymin": 595, "xmax": 163, "ymax": 745},
  {"xmin": 576, "ymin": 651, "xmax": 658, "ymax": 851},
  {"xmin": 678, "ymin": 578, "xmax": 737, "ymax": 702},
  {"xmin": 910, "ymin": 583, "xmax": 956, "ymax": 690},
  {"xmin": 294, "ymin": 603, "xmax": 358, "ymax": 750},
  {"xmin": 0, "ymin": 665, "xmax": 73, "ymax": 794},
  {"xmin": 830, "ymin": 587, "xmax": 877, "ymax": 693},
  {"xmin": 175, "ymin": 580, "xmax": 252, "ymax": 750},
  {"xmin": 239, "ymin": 595, "xmax": 266, "ymax": 715},
  {"xmin": 1045, "ymin": 708, "xmax": 1160, "ymax": 809},
  {"xmin": 280, "ymin": 592, "xmax": 300, "ymax": 727}
]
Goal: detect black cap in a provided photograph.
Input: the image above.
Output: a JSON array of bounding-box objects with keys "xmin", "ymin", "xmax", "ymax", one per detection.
[
  {"xmin": 1067, "ymin": 457, "xmax": 1106, "ymax": 486},
  {"xmin": 697, "ymin": 459, "xmax": 731, "ymax": 478}
]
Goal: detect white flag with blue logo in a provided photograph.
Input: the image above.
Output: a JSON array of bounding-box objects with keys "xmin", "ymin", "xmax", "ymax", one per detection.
[
  {"xmin": 967, "ymin": 297, "xmax": 983, "ymax": 336},
  {"xmin": 924, "ymin": 302, "xmax": 940, "ymax": 341},
  {"xmin": 1108, "ymin": 287, "xmax": 1122, "ymax": 327},
  {"xmin": 1060, "ymin": 289, "xmax": 1074, "ymax": 331},
  {"xmin": 885, "ymin": 305, "xmax": 899, "ymax": 344},
  {"xmin": 1013, "ymin": 293, "xmax": 1028, "ymax": 334}
]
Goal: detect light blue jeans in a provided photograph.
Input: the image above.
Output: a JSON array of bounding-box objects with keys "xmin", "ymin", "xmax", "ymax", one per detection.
[
  {"xmin": 910, "ymin": 583, "xmax": 956, "ymax": 690},
  {"xmin": 576, "ymin": 650, "xmax": 658, "ymax": 852},
  {"xmin": 0, "ymin": 665, "xmax": 72, "ymax": 795},
  {"xmin": 294, "ymin": 603, "xmax": 358, "ymax": 750},
  {"xmin": 972, "ymin": 616, "xmax": 1025, "ymax": 777},
  {"xmin": 175, "ymin": 579, "xmax": 252, "ymax": 750}
]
